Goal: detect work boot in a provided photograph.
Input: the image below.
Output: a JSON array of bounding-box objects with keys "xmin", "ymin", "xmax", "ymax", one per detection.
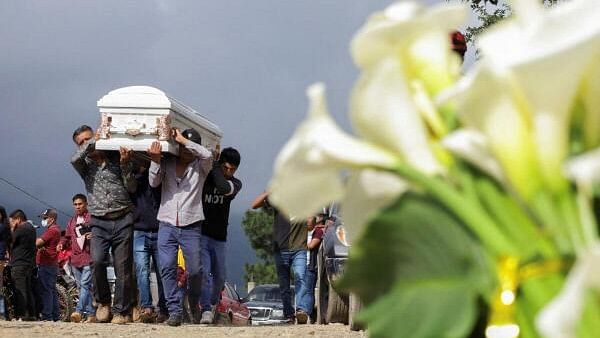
[
  {"xmin": 139, "ymin": 308, "xmax": 155, "ymax": 323},
  {"xmin": 296, "ymin": 310, "xmax": 308, "ymax": 324},
  {"xmin": 70, "ymin": 312, "xmax": 82, "ymax": 323},
  {"xmin": 96, "ymin": 304, "xmax": 111, "ymax": 323},
  {"xmin": 166, "ymin": 314, "xmax": 182, "ymax": 327},
  {"xmin": 84, "ymin": 315, "xmax": 97, "ymax": 323},
  {"xmin": 111, "ymin": 314, "xmax": 129, "ymax": 325},
  {"xmin": 156, "ymin": 312, "xmax": 168, "ymax": 323}
]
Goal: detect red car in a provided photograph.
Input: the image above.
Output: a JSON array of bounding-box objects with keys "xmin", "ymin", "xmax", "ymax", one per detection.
[{"xmin": 215, "ymin": 282, "xmax": 251, "ymax": 325}]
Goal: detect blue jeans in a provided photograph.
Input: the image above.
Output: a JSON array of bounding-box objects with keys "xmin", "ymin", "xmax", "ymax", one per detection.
[
  {"xmin": 274, "ymin": 249, "xmax": 308, "ymax": 318},
  {"xmin": 158, "ymin": 221, "xmax": 203, "ymax": 317},
  {"xmin": 302, "ymin": 268, "xmax": 317, "ymax": 316},
  {"xmin": 199, "ymin": 235, "xmax": 226, "ymax": 312},
  {"xmin": 134, "ymin": 230, "xmax": 167, "ymax": 313},
  {"xmin": 38, "ymin": 265, "xmax": 59, "ymax": 321},
  {"xmin": 72, "ymin": 265, "xmax": 95, "ymax": 316}
]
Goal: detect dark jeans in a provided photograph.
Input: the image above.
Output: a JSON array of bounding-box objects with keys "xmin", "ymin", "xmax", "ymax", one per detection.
[
  {"xmin": 274, "ymin": 249, "xmax": 308, "ymax": 318},
  {"xmin": 91, "ymin": 212, "xmax": 134, "ymax": 315},
  {"xmin": 11, "ymin": 265, "xmax": 36, "ymax": 319},
  {"xmin": 158, "ymin": 221, "xmax": 203, "ymax": 317},
  {"xmin": 134, "ymin": 230, "xmax": 167, "ymax": 313},
  {"xmin": 37, "ymin": 265, "xmax": 59, "ymax": 321}
]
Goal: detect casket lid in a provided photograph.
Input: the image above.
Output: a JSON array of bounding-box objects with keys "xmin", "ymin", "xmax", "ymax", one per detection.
[{"xmin": 97, "ymin": 85, "xmax": 222, "ymax": 137}]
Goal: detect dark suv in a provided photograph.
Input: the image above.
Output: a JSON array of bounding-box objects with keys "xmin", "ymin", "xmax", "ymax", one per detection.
[{"xmin": 315, "ymin": 203, "xmax": 363, "ymax": 331}]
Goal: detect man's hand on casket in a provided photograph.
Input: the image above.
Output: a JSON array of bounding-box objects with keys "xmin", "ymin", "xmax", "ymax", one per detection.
[
  {"xmin": 119, "ymin": 147, "xmax": 133, "ymax": 164},
  {"xmin": 148, "ymin": 141, "xmax": 162, "ymax": 164},
  {"xmin": 173, "ymin": 128, "xmax": 189, "ymax": 146}
]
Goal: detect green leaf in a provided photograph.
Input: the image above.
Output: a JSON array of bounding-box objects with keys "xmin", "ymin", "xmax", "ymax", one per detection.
[{"xmin": 340, "ymin": 193, "xmax": 494, "ymax": 338}]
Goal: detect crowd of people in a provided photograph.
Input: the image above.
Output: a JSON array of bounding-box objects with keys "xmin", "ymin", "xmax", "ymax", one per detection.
[
  {"xmin": 0, "ymin": 124, "xmax": 242, "ymax": 326},
  {"xmin": 0, "ymin": 123, "xmax": 327, "ymax": 327}
]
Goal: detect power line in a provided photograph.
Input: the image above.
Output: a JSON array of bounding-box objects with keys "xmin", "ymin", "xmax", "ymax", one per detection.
[{"xmin": 0, "ymin": 176, "xmax": 71, "ymax": 218}]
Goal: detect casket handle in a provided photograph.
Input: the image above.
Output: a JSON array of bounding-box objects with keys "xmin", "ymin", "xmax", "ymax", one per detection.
[
  {"xmin": 99, "ymin": 113, "xmax": 112, "ymax": 139},
  {"xmin": 156, "ymin": 116, "xmax": 172, "ymax": 141}
]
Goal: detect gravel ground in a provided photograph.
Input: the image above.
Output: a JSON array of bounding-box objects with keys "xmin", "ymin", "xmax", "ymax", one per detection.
[{"xmin": 0, "ymin": 321, "xmax": 367, "ymax": 337}]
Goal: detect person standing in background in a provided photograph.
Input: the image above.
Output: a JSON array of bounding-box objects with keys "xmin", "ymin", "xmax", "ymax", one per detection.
[
  {"xmin": 8, "ymin": 209, "xmax": 36, "ymax": 321},
  {"xmin": 35, "ymin": 208, "xmax": 61, "ymax": 321},
  {"xmin": 59, "ymin": 194, "xmax": 95, "ymax": 323},
  {"xmin": 0, "ymin": 206, "xmax": 11, "ymax": 320}
]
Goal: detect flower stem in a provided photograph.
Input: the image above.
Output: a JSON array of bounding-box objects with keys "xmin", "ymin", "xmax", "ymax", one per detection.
[{"xmin": 393, "ymin": 163, "xmax": 517, "ymax": 256}]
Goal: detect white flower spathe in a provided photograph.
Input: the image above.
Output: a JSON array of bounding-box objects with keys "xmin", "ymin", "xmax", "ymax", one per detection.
[
  {"xmin": 269, "ymin": 83, "xmax": 399, "ymax": 220},
  {"xmin": 536, "ymin": 244, "xmax": 600, "ymax": 338},
  {"xmin": 446, "ymin": 0, "xmax": 600, "ymax": 197},
  {"xmin": 341, "ymin": 169, "xmax": 409, "ymax": 245}
]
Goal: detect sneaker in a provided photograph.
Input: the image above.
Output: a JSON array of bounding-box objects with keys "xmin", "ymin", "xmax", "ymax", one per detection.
[
  {"xmin": 111, "ymin": 314, "xmax": 128, "ymax": 325},
  {"xmin": 296, "ymin": 310, "xmax": 308, "ymax": 324},
  {"xmin": 200, "ymin": 311, "xmax": 214, "ymax": 324},
  {"xmin": 96, "ymin": 304, "xmax": 111, "ymax": 323},
  {"xmin": 139, "ymin": 308, "xmax": 155, "ymax": 323},
  {"xmin": 156, "ymin": 312, "xmax": 168, "ymax": 323},
  {"xmin": 70, "ymin": 312, "xmax": 82, "ymax": 323},
  {"xmin": 166, "ymin": 314, "xmax": 182, "ymax": 327},
  {"xmin": 84, "ymin": 315, "xmax": 97, "ymax": 323}
]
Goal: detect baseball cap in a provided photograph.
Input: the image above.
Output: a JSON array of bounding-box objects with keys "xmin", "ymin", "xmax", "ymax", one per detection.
[
  {"xmin": 182, "ymin": 128, "xmax": 202, "ymax": 144},
  {"xmin": 39, "ymin": 208, "xmax": 58, "ymax": 218}
]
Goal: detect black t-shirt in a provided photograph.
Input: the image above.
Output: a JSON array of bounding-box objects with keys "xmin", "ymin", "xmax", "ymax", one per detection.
[
  {"xmin": 9, "ymin": 222, "xmax": 36, "ymax": 267},
  {"xmin": 201, "ymin": 167, "xmax": 242, "ymax": 241}
]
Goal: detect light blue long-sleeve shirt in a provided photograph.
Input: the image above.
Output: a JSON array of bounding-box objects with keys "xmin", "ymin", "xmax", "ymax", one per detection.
[{"xmin": 149, "ymin": 141, "xmax": 212, "ymax": 226}]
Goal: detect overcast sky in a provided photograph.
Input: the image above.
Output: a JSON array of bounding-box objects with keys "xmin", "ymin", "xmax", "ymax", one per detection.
[{"xmin": 0, "ymin": 0, "xmax": 473, "ymax": 290}]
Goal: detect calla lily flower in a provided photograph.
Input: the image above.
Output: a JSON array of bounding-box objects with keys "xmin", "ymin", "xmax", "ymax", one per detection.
[
  {"xmin": 349, "ymin": 1, "xmax": 468, "ymax": 176},
  {"xmin": 536, "ymin": 244, "xmax": 600, "ymax": 338},
  {"xmin": 350, "ymin": 1, "xmax": 467, "ymax": 96},
  {"xmin": 269, "ymin": 83, "xmax": 400, "ymax": 221},
  {"xmin": 442, "ymin": 129, "xmax": 505, "ymax": 183},
  {"xmin": 350, "ymin": 57, "xmax": 443, "ymax": 175},
  {"xmin": 341, "ymin": 169, "xmax": 409, "ymax": 244},
  {"xmin": 445, "ymin": 0, "xmax": 600, "ymax": 198}
]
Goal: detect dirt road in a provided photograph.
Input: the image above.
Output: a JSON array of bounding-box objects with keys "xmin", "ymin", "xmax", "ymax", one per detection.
[{"xmin": 0, "ymin": 321, "xmax": 366, "ymax": 337}]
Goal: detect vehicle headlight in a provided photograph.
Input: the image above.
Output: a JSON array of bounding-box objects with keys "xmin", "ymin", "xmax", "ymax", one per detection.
[{"xmin": 271, "ymin": 309, "xmax": 284, "ymax": 319}]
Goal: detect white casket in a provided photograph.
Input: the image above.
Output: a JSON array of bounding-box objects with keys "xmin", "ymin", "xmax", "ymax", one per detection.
[{"xmin": 95, "ymin": 86, "xmax": 222, "ymax": 155}]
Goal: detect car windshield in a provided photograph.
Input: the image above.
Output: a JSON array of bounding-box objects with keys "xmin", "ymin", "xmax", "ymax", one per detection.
[{"xmin": 247, "ymin": 286, "xmax": 291, "ymax": 302}]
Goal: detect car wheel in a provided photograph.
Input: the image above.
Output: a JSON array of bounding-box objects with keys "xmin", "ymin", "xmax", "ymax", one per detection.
[
  {"xmin": 325, "ymin": 280, "xmax": 348, "ymax": 324},
  {"xmin": 349, "ymin": 292, "xmax": 364, "ymax": 331},
  {"xmin": 316, "ymin": 246, "xmax": 328, "ymax": 324}
]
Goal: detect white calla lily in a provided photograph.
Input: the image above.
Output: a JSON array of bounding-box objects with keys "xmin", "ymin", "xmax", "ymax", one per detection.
[
  {"xmin": 341, "ymin": 169, "xmax": 409, "ymax": 245},
  {"xmin": 269, "ymin": 83, "xmax": 399, "ymax": 220},
  {"xmin": 564, "ymin": 148, "xmax": 600, "ymax": 192},
  {"xmin": 351, "ymin": 1, "xmax": 467, "ymax": 96},
  {"xmin": 442, "ymin": 129, "xmax": 505, "ymax": 183},
  {"xmin": 446, "ymin": 0, "xmax": 600, "ymax": 197},
  {"xmin": 351, "ymin": 57, "xmax": 443, "ymax": 175},
  {"xmin": 536, "ymin": 244, "xmax": 600, "ymax": 338},
  {"xmin": 580, "ymin": 58, "xmax": 600, "ymax": 149}
]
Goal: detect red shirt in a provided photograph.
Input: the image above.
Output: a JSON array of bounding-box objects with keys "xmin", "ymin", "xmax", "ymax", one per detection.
[
  {"xmin": 36, "ymin": 224, "xmax": 61, "ymax": 266},
  {"xmin": 62, "ymin": 212, "xmax": 92, "ymax": 268}
]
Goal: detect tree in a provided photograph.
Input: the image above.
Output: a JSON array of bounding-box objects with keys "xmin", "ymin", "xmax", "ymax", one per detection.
[
  {"xmin": 463, "ymin": 0, "xmax": 560, "ymax": 45},
  {"xmin": 241, "ymin": 208, "xmax": 278, "ymax": 285}
]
